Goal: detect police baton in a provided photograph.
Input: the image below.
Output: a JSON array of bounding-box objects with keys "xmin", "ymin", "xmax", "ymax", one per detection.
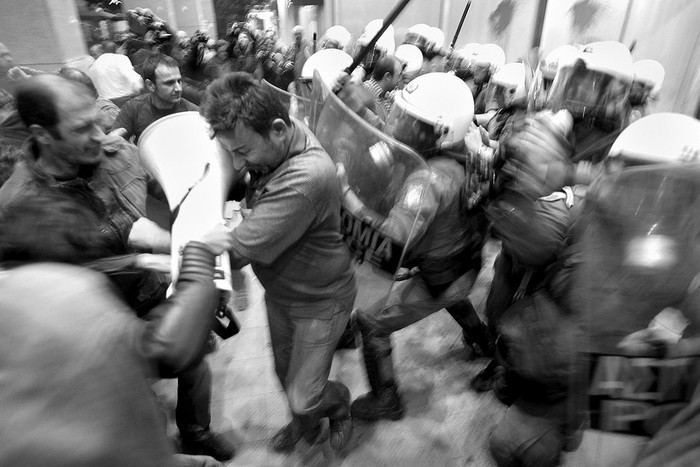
[
  {"xmin": 449, "ymin": 1, "xmax": 472, "ymax": 52},
  {"xmin": 344, "ymin": 0, "xmax": 413, "ymax": 76}
]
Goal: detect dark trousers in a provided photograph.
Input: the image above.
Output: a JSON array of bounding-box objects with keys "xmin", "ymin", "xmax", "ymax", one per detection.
[{"xmin": 174, "ymin": 358, "xmax": 212, "ymax": 435}]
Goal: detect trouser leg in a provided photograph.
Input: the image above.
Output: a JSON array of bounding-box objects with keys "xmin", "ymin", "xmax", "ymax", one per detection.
[
  {"xmin": 445, "ymin": 297, "xmax": 493, "ymax": 357},
  {"xmin": 176, "ymin": 358, "xmax": 212, "ymax": 434}
]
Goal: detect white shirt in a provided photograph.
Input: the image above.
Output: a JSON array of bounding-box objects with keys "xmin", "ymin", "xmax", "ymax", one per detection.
[{"xmin": 88, "ymin": 53, "xmax": 143, "ymax": 100}]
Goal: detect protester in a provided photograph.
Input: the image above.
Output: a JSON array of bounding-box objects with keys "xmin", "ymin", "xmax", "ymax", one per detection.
[
  {"xmin": 0, "ymin": 74, "xmax": 235, "ymax": 462},
  {"xmin": 199, "ymin": 72, "xmax": 357, "ymax": 453},
  {"xmin": 112, "ymin": 53, "xmax": 198, "ymax": 143},
  {"xmin": 0, "ymin": 188, "xmax": 229, "ymax": 467},
  {"xmin": 88, "ymin": 40, "xmax": 144, "ymax": 107}
]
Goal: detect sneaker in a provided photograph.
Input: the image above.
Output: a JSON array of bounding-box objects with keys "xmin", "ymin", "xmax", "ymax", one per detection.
[
  {"xmin": 180, "ymin": 430, "xmax": 235, "ymax": 462},
  {"xmin": 329, "ymin": 413, "xmax": 352, "ymax": 450},
  {"xmin": 351, "ymin": 387, "xmax": 404, "ymax": 421}
]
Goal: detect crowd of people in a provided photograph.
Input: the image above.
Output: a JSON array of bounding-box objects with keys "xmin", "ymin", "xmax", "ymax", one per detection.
[{"xmin": 1, "ymin": 8, "xmax": 699, "ymax": 467}]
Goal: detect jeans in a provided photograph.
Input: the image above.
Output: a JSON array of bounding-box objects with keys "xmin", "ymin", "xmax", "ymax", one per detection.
[{"xmin": 266, "ymin": 295, "xmax": 353, "ymax": 430}]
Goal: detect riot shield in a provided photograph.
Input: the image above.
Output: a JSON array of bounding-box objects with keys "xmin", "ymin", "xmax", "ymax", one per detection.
[
  {"xmin": 312, "ymin": 71, "xmax": 430, "ymax": 311},
  {"xmin": 262, "ymin": 79, "xmax": 311, "ymax": 127},
  {"xmin": 571, "ymin": 163, "xmax": 700, "ymax": 461}
]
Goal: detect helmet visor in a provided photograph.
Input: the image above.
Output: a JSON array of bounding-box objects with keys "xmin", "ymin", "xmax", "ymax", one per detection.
[
  {"xmin": 546, "ymin": 59, "xmax": 631, "ymax": 129},
  {"xmin": 386, "ymin": 104, "xmax": 438, "ymax": 155}
]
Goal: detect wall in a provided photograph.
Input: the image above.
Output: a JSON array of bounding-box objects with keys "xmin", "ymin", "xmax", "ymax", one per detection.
[
  {"xmin": 620, "ymin": 0, "xmax": 700, "ymax": 114},
  {"xmin": 0, "ymin": 0, "xmax": 88, "ymax": 72}
]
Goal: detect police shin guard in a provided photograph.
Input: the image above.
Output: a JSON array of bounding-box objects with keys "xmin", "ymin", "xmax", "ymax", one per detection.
[
  {"xmin": 446, "ymin": 298, "xmax": 494, "ymax": 358},
  {"xmin": 351, "ymin": 312, "xmax": 404, "ymax": 421}
]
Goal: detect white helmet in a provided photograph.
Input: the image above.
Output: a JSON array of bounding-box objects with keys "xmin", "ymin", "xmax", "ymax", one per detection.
[
  {"xmin": 321, "ymin": 25, "xmax": 352, "ymax": 51},
  {"xmin": 395, "ymin": 44, "xmax": 424, "ymax": 77},
  {"xmin": 459, "ymin": 43, "xmax": 482, "ymax": 62},
  {"xmin": 471, "ymin": 43, "xmax": 506, "ymax": 72},
  {"xmin": 447, "ymin": 43, "xmax": 480, "ymax": 76},
  {"xmin": 426, "ymin": 27, "xmax": 445, "ymax": 58},
  {"xmin": 359, "ymin": 19, "xmax": 395, "ymax": 55},
  {"xmin": 546, "ymin": 40, "xmax": 633, "ymax": 126},
  {"xmin": 632, "ymin": 59, "xmax": 666, "ymax": 96},
  {"xmin": 541, "ymin": 45, "xmax": 580, "ymax": 81},
  {"xmin": 491, "ymin": 62, "xmax": 527, "ymax": 108},
  {"xmin": 299, "ymin": 49, "xmax": 352, "ymax": 94},
  {"xmin": 403, "ymin": 23, "xmax": 432, "ymax": 56},
  {"xmin": 581, "ymin": 41, "xmax": 634, "ymax": 82},
  {"xmin": 608, "ymin": 113, "xmax": 700, "ymax": 165},
  {"xmin": 388, "ymin": 72, "xmax": 474, "ymax": 154}
]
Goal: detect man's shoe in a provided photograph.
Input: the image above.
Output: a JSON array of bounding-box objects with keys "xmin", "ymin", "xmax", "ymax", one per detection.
[
  {"xmin": 181, "ymin": 430, "xmax": 235, "ymax": 462},
  {"xmin": 329, "ymin": 413, "xmax": 352, "ymax": 450},
  {"xmin": 351, "ymin": 387, "xmax": 404, "ymax": 421},
  {"xmin": 269, "ymin": 422, "xmax": 303, "ymax": 453}
]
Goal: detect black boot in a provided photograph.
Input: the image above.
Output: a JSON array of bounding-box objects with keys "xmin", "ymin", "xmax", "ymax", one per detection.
[
  {"xmin": 445, "ymin": 299, "xmax": 494, "ymax": 358},
  {"xmin": 351, "ymin": 384, "xmax": 404, "ymax": 421},
  {"xmin": 180, "ymin": 429, "xmax": 236, "ymax": 461},
  {"xmin": 352, "ymin": 311, "xmax": 405, "ymax": 421}
]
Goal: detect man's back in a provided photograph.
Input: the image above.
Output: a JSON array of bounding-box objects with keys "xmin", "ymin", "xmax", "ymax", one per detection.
[
  {"xmin": 88, "ymin": 53, "xmax": 144, "ymax": 101},
  {"xmin": 0, "ymin": 264, "xmax": 174, "ymax": 467}
]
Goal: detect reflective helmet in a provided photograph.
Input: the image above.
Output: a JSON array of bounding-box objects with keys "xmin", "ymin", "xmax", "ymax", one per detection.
[
  {"xmin": 292, "ymin": 25, "xmax": 304, "ymax": 36},
  {"xmin": 321, "ymin": 25, "xmax": 352, "ymax": 51},
  {"xmin": 608, "ymin": 113, "xmax": 700, "ymax": 166},
  {"xmin": 388, "ymin": 72, "xmax": 474, "ymax": 155},
  {"xmin": 403, "ymin": 23, "xmax": 432, "ymax": 56},
  {"xmin": 630, "ymin": 59, "xmax": 665, "ymax": 106},
  {"xmin": 546, "ymin": 40, "xmax": 633, "ymax": 130},
  {"xmin": 490, "ymin": 62, "xmax": 527, "ymax": 108}
]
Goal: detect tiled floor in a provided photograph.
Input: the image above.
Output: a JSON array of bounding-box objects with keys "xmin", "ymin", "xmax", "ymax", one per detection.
[{"xmin": 154, "ymin": 240, "xmax": 648, "ymax": 466}]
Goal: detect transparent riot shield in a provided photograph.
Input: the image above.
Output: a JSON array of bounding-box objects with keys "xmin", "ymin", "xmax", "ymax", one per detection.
[
  {"xmin": 312, "ymin": 71, "xmax": 430, "ymax": 311},
  {"xmin": 571, "ymin": 163, "xmax": 700, "ymax": 463},
  {"xmin": 261, "ymin": 79, "xmax": 311, "ymax": 126}
]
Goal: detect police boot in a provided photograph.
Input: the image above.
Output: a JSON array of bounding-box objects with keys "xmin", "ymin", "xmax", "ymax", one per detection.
[
  {"xmin": 351, "ymin": 312, "xmax": 404, "ymax": 421},
  {"xmin": 446, "ymin": 298, "xmax": 494, "ymax": 358}
]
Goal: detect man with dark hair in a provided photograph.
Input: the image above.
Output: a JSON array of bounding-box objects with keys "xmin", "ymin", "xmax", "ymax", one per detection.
[
  {"xmin": 0, "ymin": 189, "xmax": 230, "ymax": 467},
  {"xmin": 338, "ymin": 55, "xmax": 403, "ymax": 132},
  {"xmin": 0, "ymin": 74, "xmax": 235, "ymax": 462},
  {"xmin": 112, "ymin": 53, "xmax": 197, "ymax": 143},
  {"xmin": 200, "ymin": 72, "xmax": 357, "ymax": 454},
  {"xmin": 363, "ymin": 55, "xmax": 403, "ymax": 119}
]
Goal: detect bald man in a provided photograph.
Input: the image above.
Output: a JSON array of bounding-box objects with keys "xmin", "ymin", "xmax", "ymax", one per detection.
[{"xmin": 0, "ymin": 74, "xmax": 235, "ymax": 462}]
